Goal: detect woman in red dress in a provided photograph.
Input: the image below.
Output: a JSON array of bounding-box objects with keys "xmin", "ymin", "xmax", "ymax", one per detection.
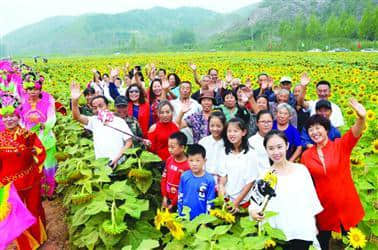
[
  {"xmin": 0, "ymin": 103, "xmax": 47, "ymax": 249},
  {"xmin": 301, "ymin": 98, "xmax": 366, "ymax": 250},
  {"xmin": 147, "ymin": 100, "xmax": 179, "ymax": 161}
]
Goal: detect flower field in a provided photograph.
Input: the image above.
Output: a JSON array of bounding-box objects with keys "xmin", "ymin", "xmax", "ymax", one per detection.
[{"xmin": 30, "ymin": 52, "xmax": 377, "ymax": 249}]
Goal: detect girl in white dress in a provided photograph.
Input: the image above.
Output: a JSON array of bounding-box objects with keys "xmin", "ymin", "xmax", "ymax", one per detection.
[
  {"xmin": 198, "ymin": 111, "xmax": 226, "ymax": 185},
  {"xmin": 249, "ymin": 130, "xmax": 323, "ymax": 250}
]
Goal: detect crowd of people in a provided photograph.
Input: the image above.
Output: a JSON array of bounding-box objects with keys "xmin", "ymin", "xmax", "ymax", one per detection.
[{"xmin": 0, "ymin": 60, "xmax": 367, "ymax": 250}]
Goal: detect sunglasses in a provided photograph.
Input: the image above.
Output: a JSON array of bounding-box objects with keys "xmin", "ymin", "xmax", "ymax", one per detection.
[{"xmin": 129, "ymin": 89, "xmax": 140, "ymax": 94}]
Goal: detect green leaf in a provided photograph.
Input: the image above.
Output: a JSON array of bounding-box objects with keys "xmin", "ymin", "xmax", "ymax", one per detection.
[
  {"xmin": 135, "ymin": 174, "xmax": 153, "ymax": 194},
  {"xmin": 195, "ymin": 225, "xmax": 214, "ymax": 242},
  {"xmin": 263, "ymin": 211, "xmax": 279, "ymax": 219},
  {"xmin": 121, "ymin": 246, "xmax": 132, "ymax": 250},
  {"xmin": 105, "ymin": 180, "xmax": 137, "ymax": 199},
  {"xmin": 139, "ymin": 151, "xmax": 161, "ymax": 164},
  {"xmin": 214, "ymin": 225, "xmax": 232, "ymax": 235},
  {"xmin": 116, "ymin": 157, "xmax": 138, "ymax": 171},
  {"xmin": 243, "ymin": 236, "xmax": 268, "ymax": 250},
  {"xmin": 82, "ymin": 231, "xmax": 99, "ymax": 250},
  {"xmin": 240, "ymin": 216, "xmax": 257, "ymax": 229},
  {"xmin": 217, "ymin": 234, "xmax": 242, "ymax": 250},
  {"xmin": 263, "ymin": 223, "xmax": 286, "ymax": 241},
  {"xmin": 186, "ymin": 213, "xmax": 217, "ymax": 233},
  {"xmin": 119, "ymin": 197, "xmax": 149, "ymax": 219},
  {"xmin": 71, "ymin": 206, "xmax": 91, "ymax": 227},
  {"xmin": 165, "ymin": 240, "xmax": 185, "ymax": 250},
  {"xmin": 84, "ymin": 199, "xmax": 109, "ymax": 215},
  {"xmin": 136, "ymin": 239, "xmax": 159, "ymax": 250},
  {"xmin": 125, "ymin": 147, "xmax": 142, "ymax": 156}
]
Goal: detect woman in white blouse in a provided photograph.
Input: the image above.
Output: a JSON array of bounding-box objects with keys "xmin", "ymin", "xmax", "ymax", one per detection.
[
  {"xmin": 248, "ymin": 110, "xmax": 273, "ymax": 175},
  {"xmin": 249, "ymin": 130, "xmax": 323, "ymax": 250},
  {"xmin": 198, "ymin": 111, "xmax": 226, "ymax": 184}
]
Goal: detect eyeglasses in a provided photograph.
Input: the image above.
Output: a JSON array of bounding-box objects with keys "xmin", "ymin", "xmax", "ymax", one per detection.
[{"xmin": 258, "ymin": 120, "xmax": 273, "ymax": 124}]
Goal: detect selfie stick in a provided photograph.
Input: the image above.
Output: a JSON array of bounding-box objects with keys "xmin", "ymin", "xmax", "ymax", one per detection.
[{"xmin": 104, "ymin": 124, "xmax": 145, "ymax": 142}]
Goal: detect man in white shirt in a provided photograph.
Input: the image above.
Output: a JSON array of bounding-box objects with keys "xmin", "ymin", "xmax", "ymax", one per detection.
[
  {"xmin": 302, "ymin": 80, "xmax": 344, "ymax": 129},
  {"xmin": 170, "ymin": 81, "xmax": 202, "ymax": 144},
  {"xmin": 70, "ymin": 81, "xmax": 133, "ymax": 167}
]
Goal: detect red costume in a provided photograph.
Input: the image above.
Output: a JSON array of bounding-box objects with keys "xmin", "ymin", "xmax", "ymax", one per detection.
[
  {"xmin": 301, "ymin": 129, "xmax": 364, "ymax": 232},
  {"xmin": 160, "ymin": 156, "xmax": 190, "ymax": 206},
  {"xmin": 127, "ymin": 101, "xmax": 150, "ymax": 137},
  {"xmin": 0, "ymin": 126, "xmax": 47, "ymax": 249},
  {"xmin": 148, "ymin": 121, "xmax": 179, "ymax": 161}
]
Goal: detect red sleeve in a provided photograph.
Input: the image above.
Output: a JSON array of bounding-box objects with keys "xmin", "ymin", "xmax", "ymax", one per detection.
[
  {"xmin": 339, "ymin": 129, "xmax": 361, "ymax": 156},
  {"xmin": 148, "ymin": 128, "xmax": 157, "ymax": 154},
  {"xmin": 170, "ymin": 161, "xmax": 190, "ymax": 206}
]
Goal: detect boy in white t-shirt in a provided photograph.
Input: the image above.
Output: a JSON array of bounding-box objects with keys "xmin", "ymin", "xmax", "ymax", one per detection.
[{"xmin": 70, "ymin": 82, "xmax": 133, "ymax": 167}]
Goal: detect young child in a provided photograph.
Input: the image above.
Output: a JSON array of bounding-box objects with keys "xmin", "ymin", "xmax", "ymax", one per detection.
[
  {"xmin": 198, "ymin": 111, "xmax": 226, "ymax": 185},
  {"xmin": 218, "ymin": 117, "xmax": 259, "ymax": 214},
  {"xmin": 161, "ymin": 132, "xmax": 190, "ymax": 210},
  {"xmin": 178, "ymin": 144, "xmax": 216, "ymax": 220}
]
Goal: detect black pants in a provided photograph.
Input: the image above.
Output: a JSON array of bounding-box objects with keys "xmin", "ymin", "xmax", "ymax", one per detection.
[
  {"xmin": 318, "ymin": 226, "xmax": 349, "ymax": 250},
  {"xmin": 282, "ymin": 240, "xmax": 313, "ymax": 250}
]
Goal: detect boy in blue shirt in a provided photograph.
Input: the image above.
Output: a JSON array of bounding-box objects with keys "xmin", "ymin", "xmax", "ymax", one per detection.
[{"xmin": 178, "ymin": 144, "xmax": 216, "ymax": 220}]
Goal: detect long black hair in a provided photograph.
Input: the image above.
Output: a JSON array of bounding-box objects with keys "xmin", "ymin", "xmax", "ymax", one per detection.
[
  {"xmin": 149, "ymin": 78, "xmax": 162, "ymax": 102},
  {"xmin": 208, "ymin": 110, "xmax": 227, "ymax": 138},
  {"xmin": 126, "ymin": 83, "xmax": 146, "ymax": 104},
  {"xmin": 224, "ymin": 117, "xmax": 249, "ymax": 154}
]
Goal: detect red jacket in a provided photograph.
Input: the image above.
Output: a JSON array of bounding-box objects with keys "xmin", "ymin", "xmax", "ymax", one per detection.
[
  {"xmin": 148, "ymin": 122, "xmax": 179, "ymax": 161},
  {"xmin": 301, "ymin": 129, "xmax": 364, "ymax": 232},
  {"xmin": 161, "ymin": 156, "xmax": 190, "ymax": 206}
]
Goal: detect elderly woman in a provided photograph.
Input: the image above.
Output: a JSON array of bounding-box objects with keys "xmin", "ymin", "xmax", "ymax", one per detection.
[
  {"xmin": 272, "ymin": 103, "xmax": 302, "ymax": 162},
  {"xmin": 0, "ymin": 99, "xmax": 47, "ymax": 249},
  {"xmin": 270, "ymin": 88, "xmax": 298, "ymax": 128},
  {"xmin": 301, "ymin": 98, "xmax": 366, "ymax": 250}
]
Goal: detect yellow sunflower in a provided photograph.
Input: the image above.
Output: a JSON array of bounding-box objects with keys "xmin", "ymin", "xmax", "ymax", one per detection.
[
  {"xmin": 166, "ymin": 220, "xmax": 185, "ymax": 240},
  {"xmin": 210, "ymin": 208, "xmax": 236, "ymax": 224},
  {"xmin": 347, "ymin": 227, "xmax": 367, "ymax": 249},
  {"xmin": 372, "ymin": 139, "xmax": 378, "ymax": 154},
  {"xmin": 154, "ymin": 208, "xmax": 173, "ymax": 230},
  {"xmin": 263, "ymin": 171, "xmax": 278, "ymax": 188},
  {"xmin": 264, "ymin": 239, "xmax": 276, "ymax": 249},
  {"xmin": 366, "ymin": 110, "xmax": 375, "ymax": 121}
]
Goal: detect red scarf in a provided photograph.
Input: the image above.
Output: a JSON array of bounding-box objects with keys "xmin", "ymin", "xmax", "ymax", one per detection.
[{"xmin": 128, "ymin": 101, "xmax": 150, "ymax": 137}]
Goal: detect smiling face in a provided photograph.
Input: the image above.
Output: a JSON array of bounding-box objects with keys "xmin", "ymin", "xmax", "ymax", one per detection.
[
  {"xmin": 152, "ymin": 81, "xmax": 162, "ymax": 97},
  {"xmin": 308, "ymin": 124, "xmax": 328, "ymax": 145},
  {"xmin": 128, "ymin": 87, "xmax": 140, "ymax": 103},
  {"xmin": 209, "ymin": 69, "xmax": 218, "ymax": 81},
  {"xmin": 257, "ymin": 113, "xmax": 273, "ymax": 136},
  {"xmin": 209, "ymin": 116, "xmax": 224, "ymax": 140},
  {"xmin": 3, "ymin": 113, "xmax": 19, "ymax": 130},
  {"xmin": 224, "ymin": 93, "xmax": 236, "ymax": 109},
  {"xmin": 91, "ymin": 97, "xmax": 107, "ymax": 115},
  {"xmin": 265, "ymin": 135, "xmax": 287, "ymax": 163},
  {"xmin": 276, "ymin": 107, "xmax": 291, "ymax": 125},
  {"xmin": 158, "ymin": 104, "xmax": 173, "ymax": 123},
  {"xmin": 26, "ymin": 87, "xmax": 41, "ymax": 99},
  {"xmin": 277, "ymin": 92, "xmax": 289, "ymax": 104},
  {"xmin": 227, "ymin": 122, "xmax": 247, "ymax": 147},
  {"xmin": 256, "ymin": 97, "xmax": 268, "ymax": 111},
  {"xmin": 316, "ymin": 84, "xmax": 330, "ymax": 100},
  {"xmin": 258, "ymin": 74, "xmax": 268, "ymax": 87}
]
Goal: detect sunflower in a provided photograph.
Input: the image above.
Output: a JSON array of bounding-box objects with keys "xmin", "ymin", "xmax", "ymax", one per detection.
[
  {"xmin": 370, "ymin": 95, "xmax": 377, "ymax": 104},
  {"xmin": 210, "ymin": 208, "xmax": 235, "ymax": 223},
  {"xmin": 366, "ymin": 110, "xmax": 375, "ymax": 121},
  {"xmin": 331, "ymin": 231, "xmax": 342, "ymax": 240},
  {"xmin": 264, "ymin": 239, "xmax": 276, "ymax": 249},
  {"xmin": 359, "ymin": 84, "xmax": 366, "ymax": 91},
  {"xmin": 347, "ymin": 227, "xmax": 366, "ymax": 249},
  {"xmin": 372, "ymin": 139, "xmax": 378, "ymax": 154},
  {"xmin": 263, "ymin": 171, "xmax": 278, "ymax": 188},
  {"xmin": 154, "ymin": 208, "xmax": 173, "ymax": 230},
  {"xmin": 166, "ymin": 220, "xmax": 185, "ymax": 240}
]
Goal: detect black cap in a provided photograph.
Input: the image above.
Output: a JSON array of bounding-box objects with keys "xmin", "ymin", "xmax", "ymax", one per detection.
[
  {"xmin": 115, "ymin": 96, "xmax": 128, "ymax": 106},
  {"xmin": 316, "ymin": 100, "xmax": 332, "ymax": 110}
]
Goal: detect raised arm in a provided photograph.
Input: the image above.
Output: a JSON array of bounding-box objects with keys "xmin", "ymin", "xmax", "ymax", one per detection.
[
  {"xmin": 189, "ymin": 63, "xmax": 201, "ymax": 86},
  {"xmin": 175, "ymin": 100, "xmax": 191, "ymax": 128},
  {"xmin": 298, "ymin": 72, "xmax": 310, "ymax": 108},
  {"xmin": 349, "ymin": 98, "xmax": 366, "ymax": 138},
  {"xmin": 70, "ymin": 81, "xmax": 89, "ymax": 125}
]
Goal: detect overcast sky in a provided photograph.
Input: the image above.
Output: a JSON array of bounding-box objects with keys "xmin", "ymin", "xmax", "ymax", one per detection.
[{"xmin": 1, "ymin": 0, "xmax": 260, "ymax": 35}]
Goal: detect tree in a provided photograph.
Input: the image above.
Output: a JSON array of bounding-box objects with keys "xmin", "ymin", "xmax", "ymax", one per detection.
[
  {"xmin": 343, "ymin": 15, "xmax": 358, "ymax": 38},
  {"xmin": 171, "ymin": 29, "xmax": 195, "ymax": 45},
  {"xmin": 306, "ymin": 15, "xmax": 322, "ymax": 40},
  {"xmin": 359, "ymin": 4, "xmax": 377, "ymax": 40},
  {"xmin": 293, "ymin": 16, "xmax": 306, "ymax": 40},
  {"xmin": 325, "ymin": 15, "xmax": 341, "ymax": 38}
]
